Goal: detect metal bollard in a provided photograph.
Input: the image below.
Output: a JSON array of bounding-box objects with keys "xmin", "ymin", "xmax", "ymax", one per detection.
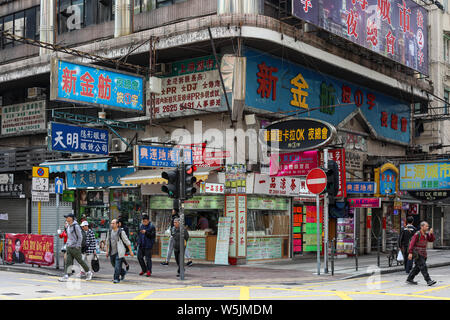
[
  {"xmin": 55, "ymin": 234, "xmax": 60, "ymax": 270},
  {"xmin": 331, "ymin": 238, "xmax": 335, "ymax": 276},
  {"xmin": 355, "ymin": 237, "xmax": 359, "ymax": 272},
  {"xmin": 377, "ymin": 237, "xmax": 381, "ymax": 267}
]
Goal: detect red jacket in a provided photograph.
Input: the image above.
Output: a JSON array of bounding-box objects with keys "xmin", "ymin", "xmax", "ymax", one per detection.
[{"xmin": 408, "ymin": 231, "xmax": 435, "ymax": 258}]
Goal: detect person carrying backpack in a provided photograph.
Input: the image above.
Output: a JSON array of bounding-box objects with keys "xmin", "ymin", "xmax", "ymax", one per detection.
[
  {"xmin": 406, "ymin": 221, "xmax": 437, "ymax": 286},
  {"xmin": 58, "ymin": 214, "xmax": 93, "ymax": 282},
  {"xmin": 137, "ymin": 214, "xmax": 156, "ymax": 277},
  {"xmin": 398, "ymin": 216, "xmax": 416, "ymax": 274},
  {"xmin": 106, "ymin": 219, "xmax": 134, "ymax": 283}
]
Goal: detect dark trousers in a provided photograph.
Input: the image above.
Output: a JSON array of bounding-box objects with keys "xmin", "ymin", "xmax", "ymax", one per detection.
[
  {"xmin": 401, "ymin": 247, "xmax": 413, "ymax": 273},
  {"xmin": 407, "ymin": 255, "xmax": 431, "ymax": 282},
  {"xmin": 109, "ymin": 254, "xmax": 126, "ymax": 281},
  {"xmin": 138, "ymin": 247, "xmax": 152, "ymax": 273},
  {"xmin": 174, "ymin": 249, "xmax": 180, "ymax": 274}
]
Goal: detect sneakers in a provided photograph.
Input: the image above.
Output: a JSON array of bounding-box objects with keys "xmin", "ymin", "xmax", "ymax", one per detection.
[
  {"xmin": 126, "ymin": 264, "xmax": 130, "ymax": 272},
  {"xmin": 146, "ymin": 271, "xmax": 151, "ymax": 277},
  {"xmin": 139, "ymin": 272, "xmax": 145, "ymax": 276},
  {"xmin": 58, "ymin": 275, "xmax": 69, "ymax": 282},
  {"xmin": 186, "ymin": 261, "xmax": 193, "ymax": 267},
  {"xmin": 406, "ymin": 279, "xmax": 418, "ymax": 285},
  {"xmin": 113, "ymin": 279, "xmax": 120, "ymax": 284},
  {"xmin": 427, "ymin": 280, "xmax": 437, "ymax": 286},
  {"xmin": 120, "ymin": 270, "xmax": 127, "ymax": 281},
  {"xmin": 86, "ymin": 271, "xmax": 93, "ymax": 281},
  {"xmin": 161, "ymin": 261, "xmax": 169, "ymax": 266}
]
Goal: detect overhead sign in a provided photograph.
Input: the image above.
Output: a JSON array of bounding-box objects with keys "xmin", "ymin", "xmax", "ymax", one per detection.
[
  {"xmin": 66, "ymin": 167, "xmax": 135, "ymax": 189},
  {"xmin": 408, "ymin": 190, "xmax": 450, "ymax": 202},
  {"xmin": 306, "ymin": 168, "xmax": 327, "ymax": 195},
  {"xmin": 245, "ymin": 48, "xmax": 412, "ymax": 144},
  {"xmin": 1, "ymin": 100, "xmax": 46, "ymax": 136},
  {"xmin": 346, "ymin": 182, "xmax": 376, "ymax": 194},
  {"xmin": 49, "ymin": 122, "xmax": 109, "ymax": 155},
  {"xmin": 135, "ymin": 145, "xmax": 193, "ymax": 167},
  {"xmin": 400, "ymin": 162, "xmax": 450, "ymax": 191},
  {"xmin": 50, "ymin": 58, "xmax": 144, "ymax": 112},
  {"xmin": 269, "ymin": 150, "xmax": 318, "ymax": 177},
  {"xmin": 55, "ymin": 177, "xmax": 64, "ymax": 194},
  {"xmin": 348, "ymin": 198, "xmax": 381, "ymax": 208},
  {"xmin": 292, "ymin": 0, "xmax": 428, "ymax": 75},
  {"xmin": 262, "ymin": 118, "xmax": 336, "ymax": 152}
]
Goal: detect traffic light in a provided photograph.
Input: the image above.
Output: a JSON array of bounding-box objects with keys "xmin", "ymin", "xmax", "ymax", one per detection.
[
  {"xmin": 182, "ymin": 164, "xmax": 197, "ymax": 200},
  {"xmin": 326, "ymin": 160, "xmax": 339, "ymax": 204},
  {"xmin": 161, "ymin": 169, "xmax": 179, "ymax": 199}
]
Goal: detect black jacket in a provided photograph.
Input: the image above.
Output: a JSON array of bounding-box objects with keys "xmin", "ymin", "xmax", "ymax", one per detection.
[
  {"xmin": 12, "ymin": 251, "xmax": 25, "ymax": 263},
  {"xmin": 172, "ymin": 226, "xmax": 189, "ymax": 252},
  {"xmin": 399, "ymin": 224, "xmax": 417, "ymax": 248}
]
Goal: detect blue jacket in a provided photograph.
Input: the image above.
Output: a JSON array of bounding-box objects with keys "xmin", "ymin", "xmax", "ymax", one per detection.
[{"xmin": 138, "ymin": 223, "xmax": 156, "ymax": 249}]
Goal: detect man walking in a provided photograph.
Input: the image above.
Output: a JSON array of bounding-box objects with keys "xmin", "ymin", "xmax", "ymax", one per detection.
[
  {"xmin": 406, "ymin": 221, "xmax": 437, "ymax": 286},
  {"xmin": 59, "ymin": 214, "xmax": 93, "ymax": 282},
  {"xmin": 161, "ymin": 207, "xmax": 193, "ymax": 267},
  {"xmin": 172, "ymin": 218, "xmax": 189, "ymax": 278},
  {"xmin": 137, "ymin": 215, "xmax": 156, "ymax": 277},
  {"xmin": 398, "ymin": 216, "xmax": 416, "ymax": 274},
  {"xmin": 118, "ymin": 217, "xmax": 130, "ymax": 272},
  {"xmin": 81, "ymin": 221, "xmax": 97, "ymax": 274},
  {"xmin": 106, "ymin": 219, "xmax": 134, "ymax": 283}
]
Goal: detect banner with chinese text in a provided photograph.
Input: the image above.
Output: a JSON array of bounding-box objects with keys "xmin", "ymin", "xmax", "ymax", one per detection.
[
  {"xmin": 1, "ymin": 101, "xmax": 46, "ymax": 136},
  {"xmin": 400, "ymin": 162, "xmax": 450, "ymax": 190},
  {"xmin": 292, "ymin": 0, "xmax": 428, "ymax": 75},
  {"xmin": 50, "ymin": 58, "xmax": 144, "ymax": 112},
  {"xmin": 5, "ymin": 234, "xmax": 54, "ymax": 266}
]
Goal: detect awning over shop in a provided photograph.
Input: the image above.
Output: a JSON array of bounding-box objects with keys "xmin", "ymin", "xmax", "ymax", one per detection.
[
  {"xmin": 40, "ymin": 158, "xmax": 111, "ymax": 173},
  {"xmin": 120, "ymin": 167, "xmax": 220, "ymax": 186}
]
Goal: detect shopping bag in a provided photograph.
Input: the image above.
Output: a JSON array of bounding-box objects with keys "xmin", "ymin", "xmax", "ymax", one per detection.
[
  {"xmin": 91, "ymin": 255, "xmax": 100, "ymax": 272},
  {"xmin": 397, "ymin": 250, "xmax": 404, "ymax": 262}
]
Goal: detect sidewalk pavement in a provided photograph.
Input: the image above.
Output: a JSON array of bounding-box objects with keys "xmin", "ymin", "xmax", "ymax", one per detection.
[{"xmin": 1, "ymin": 249, "xmax": 449, "ymax": 285}]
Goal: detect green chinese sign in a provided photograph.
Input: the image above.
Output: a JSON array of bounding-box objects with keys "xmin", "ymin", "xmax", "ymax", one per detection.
[
  {"xmin": 247, "ymin": 196, "xmax": 289, "ymax": 211},
  {"xmin": 150, "ymin": 195, "xmax": 224, "ymax": 210},
  {"xmin": 170, "ymin": 56, "xmax": 218, "ymax": 77}
]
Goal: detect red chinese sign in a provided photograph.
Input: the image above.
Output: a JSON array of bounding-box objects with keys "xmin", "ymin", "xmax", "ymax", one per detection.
[
  {"xmin": 5, "ymin": 234, "xmax": 54, "ymax": 266},
  {"xmin": 190, "ymin": 143, "xmax": 229, "ymax": 167},
  {"xmin": 269, "ymin": 150, "xmax": 318, "ymax": 177},
  {"xmin": 318, "ymin": 149, "xmax": 347, "ymax": 198}
]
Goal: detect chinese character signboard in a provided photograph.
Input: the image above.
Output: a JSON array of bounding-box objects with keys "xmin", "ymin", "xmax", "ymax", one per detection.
[
  {"xmin": 5, "ymin": 233, "xmax": 54, "ymax": 266},
  {"xmin": 348, "ymin": 198, "xmax": 381, "ymax": 208},
  {"xmin": 49, "ymin": 122, "xmax": 109, "ymax": 155},
  {"xmin": 134, "ymin": 145, "xmax": 192, "ymax": 167},
  {"xmin": 408, "ymin": 191, "xmax": 450, "ymax": 202},
  {"xmin": 246, "ymin": 48, "xmax": 411, "ymax": 144},
  {"xmin": 251, "ymin": 173, "xmax": 303, "ymax": 197},
  {"xmin": 262, "ymin": 118, "xmax": 336, "ymax": 151},
  {"xmin": 237, "ymin": 195, "xmax": 247, "ymax": 257},
  {"xmin": 202, "ymin": 183, "xmax": 225, "ymax": 194},
  {"xmin": 292, "ymin": 0, "xmax": 428, "ymax": 75},
  {"xmin": 1, "ymin": 101, "xmax": 46, "ymax": 136},
  {"xmin": 149, "ymin": 56, "xmax": 227, "ymax": 118},
  {"xmin": 50, "ymin": 58, "xmax": 144, "ymax": 112},
  {"xmin": 400, "ymin": 162, "xmax": 450, "ymax": 191},
  {"xmin": 318, "ymin": 149, "xmax": 347, "ymax": 198},
  {"xmin": 346, "ymin": 181, "xmax": 376, "ymax": 194},
  {"xmin": 375, "ymin": 163, "xmax": 399, "ymax": 196},
  {"xmin": 190, "ymin": 143, "xmax": 229, "ymax": 167},
  {"xmin": 270, "ymin": 150, "xmax": 318, "ymax": 176},
  {"xmin": 66, "ymin": 167, "xmax": 135, "ymax": 189}
]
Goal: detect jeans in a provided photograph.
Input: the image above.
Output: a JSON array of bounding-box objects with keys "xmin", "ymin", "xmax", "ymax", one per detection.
[
  {"xmin": 401, "ymin": 247, "xmax": 413, "ymax": 273},
  {"xmin": 407, "ymin": 255, "xmax": 431, "ymax": 282},
  {"xmin": 109, "ymin": 254, "xmax": 126, "ymax": 281},
  {"xmin": 138, "ymin": 247, "xmax": 152, "ymax": 273},
  {"xmin": 65, "ymin": 247, "xmax": 90, "ymax": 275},
  {"xmin": 166, "ymin": 236, "xmax": 191, "ymax": 261}
]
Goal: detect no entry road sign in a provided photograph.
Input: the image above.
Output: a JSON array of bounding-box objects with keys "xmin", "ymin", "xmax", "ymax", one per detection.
[{"xmin": 306, "ymin": 168, "xmax": 327, "ymax": 195}]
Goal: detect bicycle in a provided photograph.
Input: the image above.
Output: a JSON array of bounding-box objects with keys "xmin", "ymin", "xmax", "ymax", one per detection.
[{"xmin": 388, "ymin": 245, "xmax": 403, "ymax": 267}]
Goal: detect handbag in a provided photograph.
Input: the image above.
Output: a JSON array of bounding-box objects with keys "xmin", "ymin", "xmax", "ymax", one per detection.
[
  {"xmin": 397, "ymin": 250, "xmax": 404, "ymax": 262},
  {"xmin": 91, "ymin": 255, "xmax": 100, "ymax": 272}
]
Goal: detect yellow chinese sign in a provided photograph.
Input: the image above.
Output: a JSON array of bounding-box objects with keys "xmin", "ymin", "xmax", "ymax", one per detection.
[
  {"xmin": 399, "ymin": 162, "xmax": 450, "ymax": 190},
  {"xmin": 290, "ymin": 73, "xmax": 309, "ymax": 109}
]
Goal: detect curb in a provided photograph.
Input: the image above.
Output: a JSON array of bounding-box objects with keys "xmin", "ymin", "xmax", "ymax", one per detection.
[
  {"xmin": 341, "ymin": 261, "xmax": 450, "ymax": 280},
  {"xmin": 0, "ymin": 265, "xmax": 60, "ymax": 277}
]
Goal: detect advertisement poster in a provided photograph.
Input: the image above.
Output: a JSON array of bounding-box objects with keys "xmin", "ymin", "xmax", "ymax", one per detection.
[
  {"xmin": 237, "ymin": 195, "xmax": 247, "ymax": 257},
  {"xmin": 225, "ymin": 164, "xmax": 246, "ymax": 194},
  {"xmin": 225, "ymin": 195, "xmax": 237, "ymax": 257},
  {"xmin": 5, "ymin": 234, "xmax": 54, "ymax": 266},
  {"xmin": 269, "ymin": 150, "xmax": 318, "ymax": 176},
  {"xmin": 214, "ymin": 216, "xmax": 232, "ymax": 265},
  {"xmin": 400, "ymin": 162, "xmax": 450, "ymax": 191},
  {"xmin": 336, "ymin": 218, "xmax": 355, "ymax": 255},
  {"xmin": 1, "ymin": 100, "xmax": 46, "ymax": 136}
]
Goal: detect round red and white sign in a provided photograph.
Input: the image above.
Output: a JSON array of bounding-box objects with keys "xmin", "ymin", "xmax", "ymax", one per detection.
[{"xmin": 306, "ymin": 168, "xmax": 327, "ymax": 195}]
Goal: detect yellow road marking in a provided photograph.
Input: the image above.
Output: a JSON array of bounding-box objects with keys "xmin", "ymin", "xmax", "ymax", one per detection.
[
  {"xmin": 0, "ymin": 295, "xmax": 13, "ymax": 300},
  {"xmin": 413, "ymin": 285, "xmax": 450, "ymax": 295},
  {"xmin": 133, "ymin": 290, "xmax": 154, "ymax": 300},
  {"xmin": 32, "ymin": 290, "xmax": 149, "ymax": 300},
  {"xmin": 352, "ymin": 280, "xmax": 391, "ymax": 287},
  {"xmin": 240, "ymin": 286, "xmax": 250, "ymax": 300},
  {"xmin": 335, "ymin": 292, "xmax": 353, "ymax": 300}
]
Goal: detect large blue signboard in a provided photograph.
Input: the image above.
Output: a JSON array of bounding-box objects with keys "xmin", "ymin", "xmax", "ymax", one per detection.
[
  {"xmin": 50, "ymin": 58, "xmax": 144, "ymax": 112},
  {"xmin": 135, "ymin": 146, "xmax": 193, "ymax": 167},
  {"xmin": 245, "ymin": 48, "xmax": 411, "ymax": 144},
  {"xmin": 292, "ymin": 0, "xmax": 428, "ymax": 75},
  {"xmin": 50, "ymin": 122, "xmax": 109, "ymax": 155},
  {"xmin": 67, "ymin": 167, "xmax": 135, "ymax": 188},
  {"xmin": 400, "ymin": 162, "xmax": 450, "ymax": 191}
]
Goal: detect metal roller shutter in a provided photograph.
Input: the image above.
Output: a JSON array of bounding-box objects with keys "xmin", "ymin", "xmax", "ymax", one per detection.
[{"xmin": 0, "ymin": 199, "xmax": 27, "ymax": 234}]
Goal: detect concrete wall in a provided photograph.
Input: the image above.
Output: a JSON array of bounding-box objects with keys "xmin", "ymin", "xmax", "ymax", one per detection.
[{"xmin": 0, "ymin": 0, "xmax": 39, "ymax": 16}]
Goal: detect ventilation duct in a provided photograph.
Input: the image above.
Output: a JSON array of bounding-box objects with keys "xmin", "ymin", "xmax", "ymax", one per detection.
[
  {"xmin": 217, "ymin": 0, "xmax": 263, "ymax": 15},
  {"xmin": 115, "ymin": 0, "xmax": 133, "ymax": 38}
]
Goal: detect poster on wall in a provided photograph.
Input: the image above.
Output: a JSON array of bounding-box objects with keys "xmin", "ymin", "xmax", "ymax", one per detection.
[
  {"xmin": 225, "ymin": 195, "xmax": 237, "ymax": 258},
  {"xmin": 1, "ymin": 100, "xmax": 46, "ymax": 136},
  {"xmin": 5, "ymin": 234, "xmax": 54, "ymax": 266},
  {"xmin": 214, "ymin": 216, "xmax": 232, "ymax": 265},
  {"xmin": 336, "ymin": 218, "xmax": 355, "ymax": 255},
  {"xmin": 237, "ymin": 195, "xmax": 247, "ymax": 257}
]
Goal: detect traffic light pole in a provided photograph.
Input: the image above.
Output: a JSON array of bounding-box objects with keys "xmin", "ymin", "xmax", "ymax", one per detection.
[
  {"xmin": 179, "ymin": 159, "xmax": 186, "ymax": 281},
  {"xmin": 324, "ymin": 149, "xmax": 329, "ymax": 274}
]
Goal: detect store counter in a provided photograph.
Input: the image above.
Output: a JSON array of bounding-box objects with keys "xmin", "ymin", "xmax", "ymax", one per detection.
[{"xmin": 157, "ymin": 232, "xmax": 217, "ymax": 261}]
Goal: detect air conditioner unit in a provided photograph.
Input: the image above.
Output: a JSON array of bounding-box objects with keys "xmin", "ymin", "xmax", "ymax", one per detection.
[
  {"xmin": 154, "ymin": 63, "xmax": 171, "ymax": 76},
  {"xmin": 110, "ymin": 138, "xmax": 129, "ymax": 153}
]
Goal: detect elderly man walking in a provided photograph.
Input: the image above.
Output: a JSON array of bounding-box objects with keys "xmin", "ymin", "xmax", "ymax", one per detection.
[
  {"xmin": 106, "ymin": 219, "xmax": 134, "ymax": 283},
  {"xmin": 406, "ymin": 221, "xmax": 437, "ymax": 286}
]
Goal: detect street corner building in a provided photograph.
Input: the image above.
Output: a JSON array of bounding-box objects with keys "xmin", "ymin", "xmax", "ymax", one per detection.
[{"xmin": 0, "ymin": 0, "xmax": 449, "ymax": 271}]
